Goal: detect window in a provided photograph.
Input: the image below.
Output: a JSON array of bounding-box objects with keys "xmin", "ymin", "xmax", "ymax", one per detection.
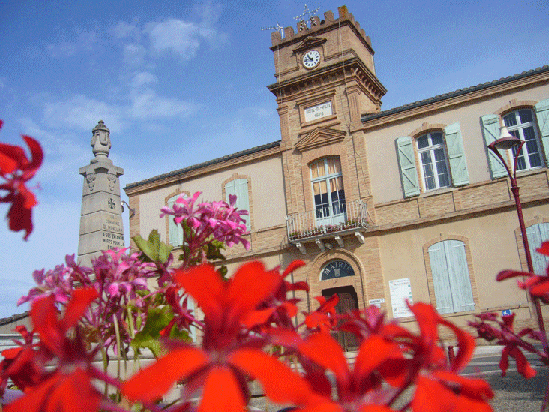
[
  {"xmin": 310, "ymin": 157, "xmax": 346, "ymax": 225},
  {"xmin": 396, "ymin": 122, "xmax": 468, "ymax": 198},
  {"xmin": 481, "ymin": 98, "xmax": 549, "ymax": 179},
  {"xmin": 526, "ymin": 223, "xmax": 549, "ymax": 274},
  {"xmin": 225, "ymin": 178, "xmax": 250, "ymax": 231},
  {"xmin": 167, "ymin": 194, "xmax": 185, "ymax": 247},
  {"xmin": 504, "ymin": 109, "xmax": 542, "ymax": 171},
  {"xmin": 427, "ymin": 240, "xmax": 475, "ymax": 314},
  {"xmin": 417, "ymin": 132, "xmax": 450, "ymax": 191}
]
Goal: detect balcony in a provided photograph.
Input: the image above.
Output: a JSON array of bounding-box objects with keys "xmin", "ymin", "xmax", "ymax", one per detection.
[{"xmin": 286, "ymin": 200, "xmax": 370, "ymax": 253}]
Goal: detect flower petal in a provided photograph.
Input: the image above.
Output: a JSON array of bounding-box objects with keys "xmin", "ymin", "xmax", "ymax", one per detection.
[
  {"xmin": 226, "ymin": 261, "xmax": 282, "ymax": 322},
  {"xmin": 198, "ymin": 366, "xmax": 245, "ymax": 412},
  {"xmin": 60, "ymin": 288, "xmax": 98, "ymax": 331},
  {"xmin": 298, "ymin": 333, "xmax": 350, "ymax": 388},
  {"xmin": 229, "ymin": 348, "xmax": 314, "ymax": 407},
  {"xmin": 175, "ymin": 264, "xmax": 224, "ymax": 321},
  {"xmin": 122, "ymin": 347, "xmax": 208, "ymax": 402}
]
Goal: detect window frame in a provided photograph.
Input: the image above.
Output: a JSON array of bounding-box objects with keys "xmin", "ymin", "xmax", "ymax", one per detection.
[
  {"xmin": 309, "ymin": 157, "xmax": 346, "ymax": 224},
  {"xmin": 503, "ymin": 108, "xmax": 543, "ymax": 172},
  {"xmin": 416, "ymin": 131, "xmax": 451, "ymax": 192}
]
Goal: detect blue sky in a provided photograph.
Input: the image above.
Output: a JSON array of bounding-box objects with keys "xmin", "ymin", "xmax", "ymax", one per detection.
[{"xmin": 0, "ymin": 0, "xmax": 548, "ymax": 318}]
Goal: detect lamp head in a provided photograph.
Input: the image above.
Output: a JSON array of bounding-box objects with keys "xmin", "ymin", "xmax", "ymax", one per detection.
[{"xmin": 488, "ymin": 126, "xmax": 523, "ymax": 151}]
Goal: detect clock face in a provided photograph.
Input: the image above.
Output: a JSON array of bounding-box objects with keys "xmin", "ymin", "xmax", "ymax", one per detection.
[{"xmin": 303, "ymin": 50, "xmax": 321, "ymax": 69}]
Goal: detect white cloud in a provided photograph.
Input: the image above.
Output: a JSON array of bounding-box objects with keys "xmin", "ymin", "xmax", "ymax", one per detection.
[
  {"xmin": 123, "ymin": 43, "xmax": 147, "ymax": 66},
  {"xmin": 130, "ymin": 71, "xmax": 158, "ymax": 89},
  {"xmin": 42, "ymin": 95, "xmax": 125, "ymax": 133},
  {"xmin": 129, "ymin": 90, "xmax": 199, "ymax": 118},
  {"xmin": 112, "ymin": 21, "xmax": 140, "ymax": 39}
]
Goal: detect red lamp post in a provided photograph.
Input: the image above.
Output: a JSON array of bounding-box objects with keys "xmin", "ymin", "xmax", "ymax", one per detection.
[{"xmin": 487, "ymin": 126, "xmax": 548, "ymax": 349}]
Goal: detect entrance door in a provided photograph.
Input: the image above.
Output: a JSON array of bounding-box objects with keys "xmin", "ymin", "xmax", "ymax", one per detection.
[{"xmin": 322, "ymin": 286, "xmax": 359, "ymax": 351}]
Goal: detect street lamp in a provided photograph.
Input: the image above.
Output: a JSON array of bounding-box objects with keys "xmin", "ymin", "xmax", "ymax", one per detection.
[{"xmin": 487, "ymin": 124, "xmax": 548, "ymax": 347}]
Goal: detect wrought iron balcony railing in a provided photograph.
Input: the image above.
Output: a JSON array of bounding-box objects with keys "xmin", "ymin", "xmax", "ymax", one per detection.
[{"xmin": 286, "ymin": 199, "xmax": 369, "ymax": 242}]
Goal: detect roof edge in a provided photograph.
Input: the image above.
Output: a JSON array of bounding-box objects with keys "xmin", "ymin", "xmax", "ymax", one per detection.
[
  {"xmin": 361, "ymin": 65, "xmax": 549, "ymax": 123},
  {"xmin": 125, "ymin": 140, "xmax": 281, "ymax": 191}
]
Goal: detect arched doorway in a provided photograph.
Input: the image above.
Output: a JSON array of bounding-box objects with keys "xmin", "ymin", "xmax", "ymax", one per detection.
[{"xmin": 322, "ymin": 285, "xmax": 359, "ymax": 351}]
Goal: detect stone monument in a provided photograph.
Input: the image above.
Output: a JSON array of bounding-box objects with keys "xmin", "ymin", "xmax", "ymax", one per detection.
[{"xmin": 77, "ymin": 120, "xmax": 125, "ymax": 266}]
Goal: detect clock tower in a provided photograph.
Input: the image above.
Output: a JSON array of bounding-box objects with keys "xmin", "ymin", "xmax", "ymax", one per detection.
[{"xmin": 268, "ymin": 5, "xmax": 386, "ymax": 217}]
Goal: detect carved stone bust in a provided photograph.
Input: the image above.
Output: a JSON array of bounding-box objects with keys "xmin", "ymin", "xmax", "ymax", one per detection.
[{"xmin": 91, "ymin": 120, "xmax": 111, "ymax": 159}]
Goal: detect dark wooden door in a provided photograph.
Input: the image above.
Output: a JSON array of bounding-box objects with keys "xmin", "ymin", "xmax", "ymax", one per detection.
[{"xmin": 322, "ymin": 286, "xmax": 359, "ymax": 351}]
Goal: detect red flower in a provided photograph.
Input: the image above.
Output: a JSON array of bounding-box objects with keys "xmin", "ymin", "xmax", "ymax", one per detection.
[
  {"xmin": 122, "ymin": 262, "xmax": 318, "ymax": 411},
  {"xmin": 305, "ymin": 294, "xmax": 339, "ymax": 333},
  {"xmin": 5, "ymin": 288, "xmax": 101, "ymax": 412},
  {"xmin": 0, "ymin": 120, "xmax": 43, "ymax": 240},
  {"xmin": 407, "ymin": 303, "xmax": 493, "ymax": 412}
]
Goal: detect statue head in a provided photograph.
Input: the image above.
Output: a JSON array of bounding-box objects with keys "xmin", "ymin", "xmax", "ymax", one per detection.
[{"xmin": 91, "ymin": 120, "xmax": 111, "ymax": 159}]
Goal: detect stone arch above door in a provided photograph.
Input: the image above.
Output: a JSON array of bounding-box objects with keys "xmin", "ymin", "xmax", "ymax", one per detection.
[{"xmin": 308, "ymin": 250, "xmax": 367, "ymax": 311}]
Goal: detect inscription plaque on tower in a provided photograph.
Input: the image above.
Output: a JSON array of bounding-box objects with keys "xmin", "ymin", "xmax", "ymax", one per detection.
[{"xmin": 77, "ymin": 120, "xmax": 125, "ymax": 266}]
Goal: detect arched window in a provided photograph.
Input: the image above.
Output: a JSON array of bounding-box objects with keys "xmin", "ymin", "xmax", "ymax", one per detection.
[
  {"xmin": 526, "ymin": 223, "xmax": 549, "ymax": 274},
  {"xmin": 310, "ymin": 157, "xmax": 346, "ymax": 226},
  {"xmin": 417, "ymin": 131, "xmax": 450, "ymax": 191},
  {"xmin": 427, "ymin": 239, "xmax": 475, "ymax": 314},
  {"xmin": 503, "ymin": 109, "xmax": 542, "ymax": 171}
]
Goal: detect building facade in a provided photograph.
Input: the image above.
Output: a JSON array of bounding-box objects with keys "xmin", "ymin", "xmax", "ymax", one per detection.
[{"xmin": 125, "ymin": 6, "xmax": 549, "ymax": 345}]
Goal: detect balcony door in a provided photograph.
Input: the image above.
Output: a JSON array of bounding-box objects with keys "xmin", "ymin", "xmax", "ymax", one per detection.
[{"xmin": 310, "ymin": 157, "xmax": 346, "ymax": 227}]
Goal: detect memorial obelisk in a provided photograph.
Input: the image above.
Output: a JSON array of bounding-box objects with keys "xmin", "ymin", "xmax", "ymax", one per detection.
[{"xmin": 77, "ymin": 120, "xmax": 125, "ymax": 266}]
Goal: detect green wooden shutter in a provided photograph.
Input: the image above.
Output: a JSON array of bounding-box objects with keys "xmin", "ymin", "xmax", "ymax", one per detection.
[
  {"xmin": 480, "ymin": 114, "xmax": 507, "ymax": 178},
  {"xmin": 428, "ymin": 243, "xmax": 453, "ymax": 314},
  {"xmin": 444, "ymin": 122, "xmax": 469, "ymax": 186},
  {"xmin": 226, "ymin": 179, "xmax": 250, "ymax": 230},
  {"xmin": 396, "ymin": 136, "xmax": 420, "ymax": 197},
  {"xmin": 534, "ymin": 98, "xmax": 549, "ymax": 167},
  {"xmin": 445, "ymin": 240, "xmax": 475, "ymax": 312},
  {"xmin": 527, "ymin": 223, "xmax": 549, "ymax": 274},
  {"xmin": 167, "ymin": 195, "xmax": 184, "ymax": 247}
]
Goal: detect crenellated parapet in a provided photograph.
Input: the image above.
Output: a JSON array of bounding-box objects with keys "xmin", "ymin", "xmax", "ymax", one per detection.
[{"xmin": 270, "ymin": 6, "xmax": 373, "ymax": 53}]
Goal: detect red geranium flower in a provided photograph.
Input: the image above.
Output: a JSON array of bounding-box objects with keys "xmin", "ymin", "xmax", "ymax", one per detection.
[
  {"xmin": 122, "ymin": 262, "xmax": 319, "ymax": 411},
  {"xmin": 5, "ymin": 288, "xmax": 101, "ymax": 412},
  {"xmin": 497, "ymin": 241, "xmax": 549, "ymax": 302},
  {"xmin": 0, "ymin": 120, "xmax": 43, "ymax": 240}
]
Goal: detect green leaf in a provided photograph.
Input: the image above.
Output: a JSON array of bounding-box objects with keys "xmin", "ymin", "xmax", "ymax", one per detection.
[
  {"xmin": 132, "ymin": 230, "xmax": 173, "ymax": 264},
  {"xmin": 131, "ymin": 307, "xmax": 190, "ymax": 357}
]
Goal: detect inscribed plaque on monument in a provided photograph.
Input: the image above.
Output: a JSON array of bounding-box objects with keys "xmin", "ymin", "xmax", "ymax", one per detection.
[
  {"xmin": 304, "ymin": 101, "xmax": 332, "ymax": 122},
  {"xmin": 389, "ymin": 278, "xmax": 413, "ymax": 318}
]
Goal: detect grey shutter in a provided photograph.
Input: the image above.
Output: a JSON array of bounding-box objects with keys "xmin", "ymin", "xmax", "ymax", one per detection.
[
  {"xmin": 428, "ymin": 243, "xmax": 454, "ymax": 314},
  {"xmin": 396, "ymin": 136, "xmax": 420, "ymax": 197},
  {"xmin": 445, "ymin": 240, "xmax": 475, "ymax": 312},
  {"xmin": 444, "ymin": 122, "xmax": 469, "ymax": 186},
  {"xmin": 480, "ymin": 114, "xmax": 508, "ymax": 178},
  {"xmin": 527, "ymin": 223, "xmax": 549, "ymax": 274},
  {"xmin": 534, "ymin": 98, "xmax": 549, "ymax": 167}
]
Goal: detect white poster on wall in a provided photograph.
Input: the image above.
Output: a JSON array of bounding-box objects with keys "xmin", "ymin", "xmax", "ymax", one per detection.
[
  {"xmin": 389, "ymin": 278, "xmax": 413, "ymax": 318},
  {"xmin": 304, "ymin": 101, "xmax": 332, "ymax": 122}
]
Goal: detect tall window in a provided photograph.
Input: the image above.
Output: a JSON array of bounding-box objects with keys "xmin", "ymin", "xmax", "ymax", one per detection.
[
  {"xmin": 427, "ymin": 240, "xmax": 475, "ymax": 314},
  {"xmin": 225, "ymin": 178, "xmax": 250, "ymax": 231},
  {"xmin": 417, "ymin": 132, "xmax": 450, "ymax": 191},
  {"xmin": 167, "ymin": 194, "xmax": 185, "ymax": 247},
  {"xmin": 503, "ymin": 109, "xmax": 542, "ymax": 171},
  {"xmin": 310, "ymin": 157, "xmax": 346, "ymax": 226}
]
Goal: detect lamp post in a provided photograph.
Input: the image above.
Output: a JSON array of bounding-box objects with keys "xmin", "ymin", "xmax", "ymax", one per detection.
[{"xmin": 487, "ymin": 125, "xmax": 548, "ymax": 348}]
